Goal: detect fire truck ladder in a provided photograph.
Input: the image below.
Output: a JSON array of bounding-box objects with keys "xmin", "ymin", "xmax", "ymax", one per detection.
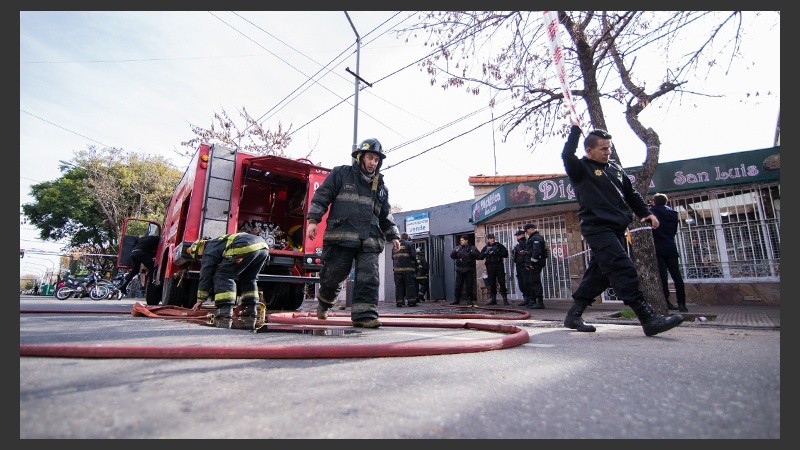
[{"xmin": 200, "ymin": 144, "xmax": 237, "ymax": 239}]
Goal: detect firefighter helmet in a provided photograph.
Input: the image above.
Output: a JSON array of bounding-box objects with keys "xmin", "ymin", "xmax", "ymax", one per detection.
[{"xmin": 351, "ymin": 138, "xmax": 385, "ymax": 159}]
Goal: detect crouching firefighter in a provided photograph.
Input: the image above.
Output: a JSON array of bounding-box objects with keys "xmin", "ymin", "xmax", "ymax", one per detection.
[{"xmin": 190, "ymin": 232, "xmax": 269, "ymax": 321}]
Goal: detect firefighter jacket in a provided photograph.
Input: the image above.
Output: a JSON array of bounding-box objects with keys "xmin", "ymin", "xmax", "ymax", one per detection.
[
  {"xmin": 480, "ymin": 241, "xmax": 509, "ymax": 268},
  {"xmin": 562, "ymin": 125, "xmax": 651, "ymax": 236},
  {"xmin": 450, "ymin": 243, "xmax": 482, "ymax": 273},
  {"xmin": 307, "ymin": 162, "xmax": 400, "ymax": 252},
  {"xmin": 416, "ymin": 255, "xmax": 430, "ymax": 280},
  {"xmin": 392, "ymin": 239, "xmax": 418, "ymax": 273},
  {"xmin": 195, "ymin": 233, "xmax": 268, "ymax": 301}
]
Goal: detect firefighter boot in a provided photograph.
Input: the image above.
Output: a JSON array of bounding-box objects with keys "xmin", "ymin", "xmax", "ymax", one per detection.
[
  {"xmin": 532, "ymin": 297, "xmax": 545, "ymax": 309},
  {"xmin": 214, "ymin": 301, "xmax": 234, "ymax": 319},
  {"xmin": 518, "ymin": 296, "xmax": 530, "ymax": 307},
  {"xmin": 563, "ymin": 299, "xmax": 596, "ymax": 332},
  {"xmin": 631, "ymin": 300, "xmax": 685, "ymax": 337},
  {"xmin": 502, "ymin": 294, "xmax": 510, "ymax": 306},
  {"xmin": 239, "ymin": 301, "xmax": 264, "ymax": 319},
  {"xmin": 486, "ymin": 295, "xmax": 498, "ymax": 305},
  {"xmin": 317, "ymin": 297, "xmax": 335, "ymax": 320}
]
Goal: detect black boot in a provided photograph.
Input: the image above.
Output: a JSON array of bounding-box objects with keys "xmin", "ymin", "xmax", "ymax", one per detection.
[
  {"xmin": 564, "ymin": 299, "xmax": 596, "ymax": 332},
  {"xmin": 532, "ymin": 298, "xmax": 544, "ymax": 309},
  {"xmin": 631, "ymin": 300, "xmax": 684, "ymax": 337},
  {"xmin": 449, "ymin": 300, "xmax": 460, "ymax": 305},
  {"xmin": 518, "ymin": 296, "xmax": 530, "ymax": 307},
  {"xmin": 502, "ymin": 295, "xmax": 510, "ymax": 305},
  {"xmin": 486, "ymin": 296, "xmax": 498, "ymax": 305},
  {"xmin": 214, "ymin": 301, "xmax": 234, "ymax": 319},
  {"xmin": 678, "ymin": 302, "xmax": 689, "ymax": 313},
  {"xmin": 666, "ymin": 301, "xmax": 679, "ymax": 310}
]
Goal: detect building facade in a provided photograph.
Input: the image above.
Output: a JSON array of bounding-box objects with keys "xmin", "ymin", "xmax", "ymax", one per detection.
[{"xmin": 469, "ymin": 146, "xmax": 781, "ymax": 306}]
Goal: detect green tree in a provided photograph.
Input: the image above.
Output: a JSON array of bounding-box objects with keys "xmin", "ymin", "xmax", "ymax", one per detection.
[
  {"xmin": 398, "ymin": 11, "xmax": 778, "ymax": 312},
  {"xmin": 22, "ymin": 146, "xmax": 181, "ymax": 269}
]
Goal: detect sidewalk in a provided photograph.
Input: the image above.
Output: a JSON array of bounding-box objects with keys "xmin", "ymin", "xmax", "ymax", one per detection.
[{"xmin": 369, "ymin": 299, "xmax": 781, "ymax": 330}]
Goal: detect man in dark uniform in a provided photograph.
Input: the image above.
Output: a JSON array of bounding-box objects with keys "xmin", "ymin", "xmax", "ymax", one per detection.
[
  {"xmin": 119, "ymin": 234, "xmax": 159, "ymax": 296},
  {"xmin": 523, "ymin": 223, "xmax": 548, "ymax": 309},
  {"xmin": 449, "ymin": 235, "xmax": 482, "ymax": 305},
  {"xmin": 306, "ymin": 138, "xmax": 401, "ymax": 329},
  {"xmin": 511, "ymin": 229, "xmax": 531, "ymax": 306},
  {"xmin": 392, "ymin": 232, "xmax": 418, "ymax": 307},
  {"xmin": 561, "ymin": 116, "xmax": 684, "ymax": 336},
  {"xmin": 479, "ymin": 233, "xmax": 509, "ymax": 305},
  {"xmin": 190, "ymin": 232, "xmax": 269, "ymax": 320},
  {"xmin": 650, "ymin": 192, "xmax": 688, "ymax": 312}
]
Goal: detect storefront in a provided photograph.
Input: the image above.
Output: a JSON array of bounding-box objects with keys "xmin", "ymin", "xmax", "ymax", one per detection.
[{"xmin": 468, "ymin": 146, "xmax": 781, "ymax": 306}]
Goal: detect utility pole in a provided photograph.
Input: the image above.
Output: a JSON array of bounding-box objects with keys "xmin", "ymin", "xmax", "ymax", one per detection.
[{"xmin": 343, "ymin": 11, "xmax": 374, "ymax": 159}]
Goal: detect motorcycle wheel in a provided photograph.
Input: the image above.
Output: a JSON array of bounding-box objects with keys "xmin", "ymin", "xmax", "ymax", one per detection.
[
  {"xmin": 55, "ymin": 286, "xmax": 73, "ymax": 300},
  {"xmin": 89, "ymin": 285, "xmax": 110, "ymax": 300}
]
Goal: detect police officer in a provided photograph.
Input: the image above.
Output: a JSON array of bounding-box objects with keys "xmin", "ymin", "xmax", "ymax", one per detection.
[
  {"xmin": 392, "ymin": 232, "xmax": 418, "ymax": 307},
  {"xmin": 190, "ymin": 232, "xmax": 269, "ymax": 321},
  {"xmin": 562, "ymin": 116, "xmax": 683, "ymax": 336},
  {"xmin": 523, "ymin": 223, "xmax": 547, "ymax": 309},
  {"xmin": 306, "ymin": 138, "xmax": 401, "ymax": 329},
  {"xmin": 479, "ymin": 233, "xmax": 509, "ymax": 305},
  {"xmin": 511, "ymin": 229, "xmax": 531, "ymax": 306},
  {"xmin": 449, "ymin": 235, "xmax": 482, "ymax": 305}
]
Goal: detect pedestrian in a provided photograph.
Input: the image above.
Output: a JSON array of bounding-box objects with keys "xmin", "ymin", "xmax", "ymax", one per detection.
[
  {"xmin": 415, "ymin": 250, "xmax": 430, "ymax": 302},
  {"xmin": 523, "ymin": 223, "xmax": 548, "ymax": 309},
  {"xmin": 392, "ymin": 232, "xmax": 419, "ymax": 307},
  {"xmin": 190, "ymin": 232, "xmax": 269, "ymax": 321},
  {"xmin": 306, "ymin": 138, "xmax": 401, "ymax": 329},
  {"xmin": 511, "ymin": 229, "xmax": 532, "ymax": 306},
  {"xmin": 479, "ymin": 233, "xmax": 510, "ymax": 305},
  {"xmin": 118, "ymin": 234, "xmax": 159, "ymax": 296},
  {"xmin": 650, "ymin": 192, "xmax": 688, "ymax": 312},
  {"xmin": 449, "ymin": 235, "xmax": 482, "ymax": 305},
  {"xmin": 561, "ymin": 116, "xmax": 684, "ymax": 336}
]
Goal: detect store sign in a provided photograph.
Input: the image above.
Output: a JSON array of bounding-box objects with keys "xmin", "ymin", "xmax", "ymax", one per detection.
[
  {"xmin": 406, "ymin": 212, "xmax": 430, "ymax": 235},
  {"xmin": 471, "ymin": 146, "xmax": 780, "ymax": 224}
]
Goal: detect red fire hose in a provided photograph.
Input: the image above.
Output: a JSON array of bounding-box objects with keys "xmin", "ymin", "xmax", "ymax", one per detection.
[{"xmin": 20, "ymin": 303, "xmax": 531, "ymax": 359}]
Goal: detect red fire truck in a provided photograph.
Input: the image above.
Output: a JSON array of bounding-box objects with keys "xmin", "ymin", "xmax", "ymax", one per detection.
[{"xmin": 118, "ymin": 143, "xmax": 330, "ymax": 309}]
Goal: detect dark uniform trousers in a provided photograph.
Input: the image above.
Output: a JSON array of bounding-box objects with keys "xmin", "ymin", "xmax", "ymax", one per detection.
[
  {"xmin": 394, "ymin": 271, "xmax": 417, "ymax": 302},
  {"xmin": 318, "ymin": 244, "xmax": 380, "ymax": 321},
  {"xmin": 485, "ymin": 262, "xmax": 508, "ymax": 299},
  {"xmin": 454, "ymin": 269, "xmax": 477, "ymax": 303},
  {"xmin": 572, "ymin": 230, "xmax": 646, "ymax": 306}
]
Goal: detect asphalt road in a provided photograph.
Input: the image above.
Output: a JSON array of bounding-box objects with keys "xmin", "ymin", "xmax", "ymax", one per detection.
[{"xmin": 19, "ymin": 296, "xmax": 780, "ymax": 439}]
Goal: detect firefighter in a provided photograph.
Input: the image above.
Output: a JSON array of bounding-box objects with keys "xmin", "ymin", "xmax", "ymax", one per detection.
[
  {"xmin": 392, "ymin": 232, "xmax": 418, "ymax": 307},
  {"xmin": 190, "ymin": 232, "xmax": 269, "ymax": 320},
  {"xmin": 118, "ymin": 234, "xmax": 159, "ymax": 296},
  {"xmin": 306, "ymin": 138, "xmax": 401, "ymax": 329}
]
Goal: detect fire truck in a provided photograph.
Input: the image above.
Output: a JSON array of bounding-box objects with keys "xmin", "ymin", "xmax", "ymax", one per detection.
[{"xmin": 117, "ymin": 143, "xmax": 330, "ymax": 309}]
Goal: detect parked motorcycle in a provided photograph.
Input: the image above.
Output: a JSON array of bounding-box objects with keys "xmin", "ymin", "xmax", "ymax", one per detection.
[
  {"xmin": 101, "ymin": 271, "xmax": 128, "ymax": 300},
  {"xmin": 54, "ymin": 265, "xmax": 109, "ymax": 300}
]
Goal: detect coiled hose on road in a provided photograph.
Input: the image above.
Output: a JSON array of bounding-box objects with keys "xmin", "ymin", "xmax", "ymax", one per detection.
[{"xmin": 20, "ymin": 303, "xmax": 531, "ymax": 359}]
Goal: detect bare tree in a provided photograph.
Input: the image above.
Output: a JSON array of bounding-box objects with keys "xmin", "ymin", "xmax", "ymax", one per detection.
[
  {"xmin": 180, "ymin": 106, "xmax": 294, "ymax": 157},
  {"xmin": 396, "ymin": 11, "xmax": 778, "ymax": 312}
]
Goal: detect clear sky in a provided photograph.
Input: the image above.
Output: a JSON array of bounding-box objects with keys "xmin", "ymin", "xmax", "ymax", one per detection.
[{"xmin": 19, "ymin": 11, "xmax": 780, "ymax": 277}]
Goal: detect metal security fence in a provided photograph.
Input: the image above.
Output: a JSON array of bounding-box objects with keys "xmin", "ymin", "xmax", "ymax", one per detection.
[
  {"xmin": 672, "ymin": 183, "xmax": 780, "ymax": 282},
  {"xmin": 487, "ymin": 215, "xmax": 572, "ymax": 300}
]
